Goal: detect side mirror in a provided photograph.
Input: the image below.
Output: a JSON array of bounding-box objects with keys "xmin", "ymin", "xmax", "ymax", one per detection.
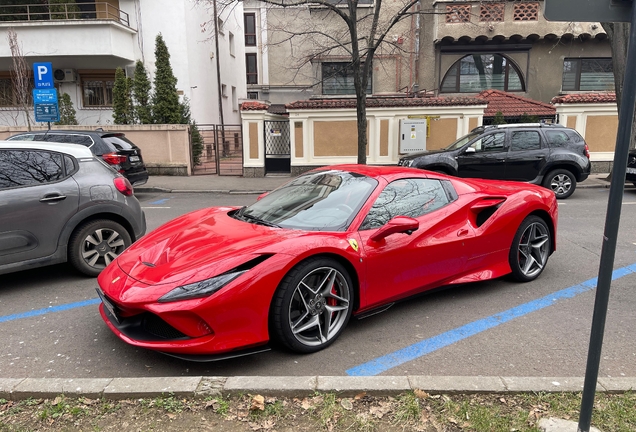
[
  {"xmin": 370, "ymin": 216, "xmax": 419, "ymax": 242},
  {"xmin": 464, "ymin": 147, "xmax": 476, "ymax": 154}
]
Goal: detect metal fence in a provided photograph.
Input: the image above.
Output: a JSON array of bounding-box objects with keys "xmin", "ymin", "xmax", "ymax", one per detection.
[{"xmin": 192, "ymin": 124, "xmax": 243, "ymax": 176}]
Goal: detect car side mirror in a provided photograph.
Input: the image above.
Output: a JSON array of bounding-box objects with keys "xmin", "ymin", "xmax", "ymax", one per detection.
[
  {"xmin": 370, "ymin": 216, "xmax": 420, "ymax": 242},
  {"xmin": 464, "ymin": 147, "xmax": 476, "ymax": 154}
]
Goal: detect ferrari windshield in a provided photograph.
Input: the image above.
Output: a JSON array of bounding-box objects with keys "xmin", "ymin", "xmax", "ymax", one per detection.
[
  {"xmin": 444, "ymin": 131, "xmax": 481, "ymax": 150},
  {"xmin": 238, "ymin": 170, "xmax": 378, "ymax": 231}
]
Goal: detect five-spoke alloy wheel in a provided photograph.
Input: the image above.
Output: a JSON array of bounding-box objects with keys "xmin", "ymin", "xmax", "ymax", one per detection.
[
  {"xmin": 509, "ymin": 215, "xmax": 551, "ymax": 282},
  {"xmin": 69, "ymin": 219, "xmax": 132, "ymax": 277},
  {"xmin": 271, "ymin": 257, "xmax": 354, "ymax": 353}
]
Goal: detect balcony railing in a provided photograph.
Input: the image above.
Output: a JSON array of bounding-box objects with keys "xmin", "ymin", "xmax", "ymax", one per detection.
[{"xmin": 0, "ymin": 2, "xmax": 130, "ymax": 28}]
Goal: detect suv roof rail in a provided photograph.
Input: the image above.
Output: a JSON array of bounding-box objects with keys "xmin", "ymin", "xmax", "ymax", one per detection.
[{"xmin": 484, "ymin": 123, "xmax": 565, "ymax": 129}]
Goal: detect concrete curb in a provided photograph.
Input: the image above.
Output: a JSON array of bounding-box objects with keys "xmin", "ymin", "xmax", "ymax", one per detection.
[{"xmin": 1, "ymin": 376, "xmax": 635, "ymax": 401}]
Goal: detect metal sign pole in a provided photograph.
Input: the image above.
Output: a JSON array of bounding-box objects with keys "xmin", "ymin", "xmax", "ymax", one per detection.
[{"xmin": 578, "ymin": 7, "xmax": 636, "ymax": 432}]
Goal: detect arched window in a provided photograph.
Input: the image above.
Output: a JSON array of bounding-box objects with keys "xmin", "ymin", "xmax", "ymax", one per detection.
[{"xmin": 440, "ymin": 54, "xmax": 525, "ymax": 93}]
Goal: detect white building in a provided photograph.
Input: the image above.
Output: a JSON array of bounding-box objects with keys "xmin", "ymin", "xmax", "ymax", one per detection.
[{"xmin": 0, "ymin": 0, "xmax": 246, "ymax": 127}]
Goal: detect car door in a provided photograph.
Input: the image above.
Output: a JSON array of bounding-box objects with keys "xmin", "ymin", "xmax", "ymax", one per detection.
[
  {"xmin": 0, "ymin": 149, "xmax": 80, "ymax": 266},
  {"xmin": 455, "ymin": 131, "xmax": 508, "ymax": 179},
  {"xmin": 504, "ymin": 129, "xmax": 548, "ymax": 181},
  {"xmin": 356, "ymin": 178, "xmax": 475, "ymax": 310}
]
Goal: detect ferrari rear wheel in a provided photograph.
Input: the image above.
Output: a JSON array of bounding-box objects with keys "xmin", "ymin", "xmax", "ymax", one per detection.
[
  {"xmin": 509, "ymin": 215, "xmax": 551, "ymax": 282},
  {"xmin": 271, "ymin": 257, "xmax": 354, "ymax": 353}
]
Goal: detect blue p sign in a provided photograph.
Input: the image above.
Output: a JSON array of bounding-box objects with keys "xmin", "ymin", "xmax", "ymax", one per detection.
[{"xmin": 33, "ymin": 62, "xmax": 54, "ymax": 89}]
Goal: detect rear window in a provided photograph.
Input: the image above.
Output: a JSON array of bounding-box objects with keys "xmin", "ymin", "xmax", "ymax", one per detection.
[{"xmin": 102, "ymin": 135, "xmax": 136, "ymax": 150}]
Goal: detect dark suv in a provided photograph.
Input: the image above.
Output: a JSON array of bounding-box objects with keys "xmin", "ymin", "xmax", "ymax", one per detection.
[
  {"xmin": 398, "ymin": 124, "xmax": 591, "ymax": 199},
  {"xmin": 8, "ymin": 130, "xmax": 149, "ymax": 187}
]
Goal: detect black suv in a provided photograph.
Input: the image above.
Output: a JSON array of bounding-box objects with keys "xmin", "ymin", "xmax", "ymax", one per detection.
[
  {"xmin": 398, "ymin": 124, "xmax": 591, "ymax": 199},
  {"xmin": 626, "ymin": 150, "xmax": 636, "ymax": 186},
  {"xmin": 8, "ymin": 130, "xmax": 149, "ymax": 186}
]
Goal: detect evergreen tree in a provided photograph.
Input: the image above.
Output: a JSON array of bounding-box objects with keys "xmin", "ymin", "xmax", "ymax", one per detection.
[
  {"xmin": 492, "ymin": 111, "xmax": 506, "ymax": 125},
  {"xmin": 190, "ymin": 121, "xmax": 204, "ymax": 166},
  {"xmin": 112, "ymin": 67, "xmax": 133, "ymax": 124},
  {"xmin": 55, "ymin": 91, "xmax": 78, "ymax": 126},
  {"xmin": 520, "ymin": 112, "xmax": 539, "ymax": 123},
  {"xmin": 132, "ymin": 60, "xmax": 152, "ymax": 124},
  {"xmin": 151, "ymin": 33, "xmax": 181, "ymax": 124}
]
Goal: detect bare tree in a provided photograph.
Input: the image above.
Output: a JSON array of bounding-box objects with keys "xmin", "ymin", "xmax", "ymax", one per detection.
[
  {"xmin": 203, "ymin": 0, "xmax": 424, "ymax": 164},
  {"xmin": 7, "ymin": 28, "xmax": 33, "ymax": 131}
]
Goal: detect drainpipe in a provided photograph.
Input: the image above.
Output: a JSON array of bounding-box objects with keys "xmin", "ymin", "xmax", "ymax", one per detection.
[{"xmin": 213, "ymin": 0, "xmax": 227, "ymax": 157}]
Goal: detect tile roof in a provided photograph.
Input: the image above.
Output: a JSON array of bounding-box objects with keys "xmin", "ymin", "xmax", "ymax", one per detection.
[
  {"xmin": 551, "ymin": 92, "xmax": 616, "ymax": 104},
  {"xmin": 478, "ymin": 89, "xmax": 555, "ymax": 117},
  {"xmin": 240, "ymin": 101, "xmax": 270, "ymax": 111},
  {"xmin": 285, "ymin": 96, "xmax": 487, "ymax": 110}
]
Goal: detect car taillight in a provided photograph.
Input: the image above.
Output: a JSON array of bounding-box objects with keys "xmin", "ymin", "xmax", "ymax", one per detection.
[
  {"xmin": 102, "ymin": 153, "xmax": 128, "ymax": 165},
  {"xmin": 584, "ymin": 144, "xmax": 590, "ymax": 159},
  {"xmin": 114, "ymin": 177, "xmax": 134, "ymax": 196}
]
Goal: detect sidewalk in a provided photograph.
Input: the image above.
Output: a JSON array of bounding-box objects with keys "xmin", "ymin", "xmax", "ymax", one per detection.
[{"xmin": 136, "ymin": 172, "xmax": 623, "ymax": 194}]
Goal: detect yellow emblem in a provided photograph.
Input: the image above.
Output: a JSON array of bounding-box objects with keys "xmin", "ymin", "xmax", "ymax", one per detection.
[
  {"xmin": 348, "ymin": 239, "xmax": 359, "ymax": 252},
  {"xmin": 111, "ymin": 276, "xmax": 121, "ymax": 284}
]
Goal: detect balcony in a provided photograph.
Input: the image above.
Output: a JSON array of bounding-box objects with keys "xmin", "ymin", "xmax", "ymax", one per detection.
[
  {"xmin": 434, "ymin": 0, "xmax": 607, "ymax": 44},
  {"xmin": 0, "ymin": 2, "xmax": 136, "ymax": 67}
]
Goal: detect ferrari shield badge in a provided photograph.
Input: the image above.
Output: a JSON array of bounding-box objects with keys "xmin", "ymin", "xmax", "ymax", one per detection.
[{"xmin": 348, "ymin": 239, "xmax": 359, "ymax": 252}]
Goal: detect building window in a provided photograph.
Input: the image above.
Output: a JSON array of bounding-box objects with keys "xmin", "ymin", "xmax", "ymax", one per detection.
[
  {"xmin": 229, "ymin": 31, "xmax": 235, "ymax": 56},
  {"xmin": 322, "ymin": 62, "xmax": 371, "ymax": 95},
  {"xmin": 513, "ymin": 3, "xmax": 539, "ymax": 21},
  {"xmin": 217, "ymin": 16, "xmax": 224, "ymax": 35},
  {"xmin": 232, "ymin": 86, "xmax": 238, "ymax": 111},
  {"xmin": 246, "ymin": 53, "xmax": 258, "ymax": 84},
  {"xmin": 80, "ymin": 71, "xmax": 115, "ymax": 107},
  {"xmin": 446, "ymin": 4, "xmax": 471, "ymax": 23},
  {"xmin": 247, "ymin": 92, "xmax": 259, "ymax": 100},
  {"xmin": 244, "ymin": 13, "xmax": 256, "ymax": 46},
  {"xmin": 222, "ymin": 84, "xmax": 227, "ymax": 98},
  {"xmin": 440, "ymin": 54, "xmax": 524, "ymax": 93},
  {"xmin": 562, "ymin": 58, "xmax": 614, "ymax": 91},
  {"xmin": 0, "ymin": 74, "xmax": 35, "ymax": 107}
]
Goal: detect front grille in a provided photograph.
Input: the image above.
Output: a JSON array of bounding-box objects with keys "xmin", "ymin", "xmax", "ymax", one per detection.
[{"xmin": 142, "ymin": 313, "xmax": 188, "ymax": 340}]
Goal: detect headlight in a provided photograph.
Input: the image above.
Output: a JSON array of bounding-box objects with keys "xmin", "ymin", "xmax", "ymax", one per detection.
[
  {"xmin": 158, "ymin": 270, "xmax": 246, "ymax": 302},
  {"xmin": 399, "ymin": 159, "xmax": 414, "ymax": 167}
]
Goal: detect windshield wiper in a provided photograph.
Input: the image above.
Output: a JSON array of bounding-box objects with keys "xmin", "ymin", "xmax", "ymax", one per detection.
[{"xmin": 240, "ymin": 212, "xmax": 281, "ymax": 228}]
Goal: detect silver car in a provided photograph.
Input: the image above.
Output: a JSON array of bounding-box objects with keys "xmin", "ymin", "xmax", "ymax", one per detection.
[{"xmin": 0, "ymin": 140, "xmax": 146, "ymax": 276}]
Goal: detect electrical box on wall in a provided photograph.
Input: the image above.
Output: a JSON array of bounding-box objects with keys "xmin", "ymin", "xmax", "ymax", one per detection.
[{"xmin": 399, "ymin": 120, "xmax": 427, "ymax": 153}]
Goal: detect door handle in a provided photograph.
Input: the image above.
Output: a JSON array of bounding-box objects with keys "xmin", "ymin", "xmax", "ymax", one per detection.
[
  {"xmin": 40, "ymin": 194, "xmax": 67, "ymax": 202},
  {"xmin": 457, "ymin": 229, "xmax": 469, "ymax": 237}
]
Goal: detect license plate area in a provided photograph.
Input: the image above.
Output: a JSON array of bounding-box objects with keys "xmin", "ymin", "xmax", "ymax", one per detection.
[
  {"xmin": 129, "ymin": 155, "xmax": 140, "ymax": 163},
  {"xmin": 96, "ymin": 288, "xmax": 121, "ymax": 324},
  {"xmin": 626, "ymin": 167, "xmax": 636, "ymax": 175}
]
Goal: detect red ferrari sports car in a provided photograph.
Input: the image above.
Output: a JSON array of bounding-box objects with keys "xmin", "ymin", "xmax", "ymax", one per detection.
[{"xmin": 96, "ymin": 164, "xmax": 557, "ymax": 360}]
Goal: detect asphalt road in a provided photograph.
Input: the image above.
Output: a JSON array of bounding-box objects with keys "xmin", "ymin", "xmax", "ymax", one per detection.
[{"xmin": 1, "ymin": 188, "xmax": 636, "ymax": 379}]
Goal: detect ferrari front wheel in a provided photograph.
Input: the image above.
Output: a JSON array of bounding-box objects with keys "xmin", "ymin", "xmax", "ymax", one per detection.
[
  {"xmin": 509, "ymin": 215, "xmax": 551, "ymax": 282},
  {"xmin": 271, "ymin": 257, "xmax": 354, "ymax": 353}
]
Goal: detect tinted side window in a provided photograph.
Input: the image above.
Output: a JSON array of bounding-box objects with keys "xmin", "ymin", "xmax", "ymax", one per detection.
[
  {"xmin": 7, "ymin": 134, "xmax": 36, "ymax": 141},
  {"xmin": 544, "ymin": 130, "xmax": 571, "ymax": 148},
  {"xmin": 469, "ymin": 132, "xmax": 506, "ymax": 153},
  {"xmin": 103, "ymin": 135, "xmax": 136, "ymax": 150},
  {"xmin": 510, "ymin": 131, "xmax": 541, "ymax": 151},
  {"xmin": 361, "ymin": 178, "xmax": 451, "ymax": 230},
  {"xmin": 64, "ymin": 155, "xmax": 77, "ymax": 174},
  {"xmin": 0, "ymin": 150, "xmax": 65, "ymax": 189}
]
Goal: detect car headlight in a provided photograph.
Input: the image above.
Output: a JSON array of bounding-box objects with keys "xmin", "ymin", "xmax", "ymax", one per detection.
[
  {"xmin": 158, "ymin": 270, "xmax": 246, "ymax": 303},
  {"xmin": 400, "ymin": 159, "xmax": 414, "ymax": 167}
]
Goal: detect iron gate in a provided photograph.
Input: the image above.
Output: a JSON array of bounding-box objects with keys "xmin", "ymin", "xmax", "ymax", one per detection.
[
  {"xmin": 264, "ymin": 120, "xmax": 290, "ymax": 174},
  {"xmin": 192, "ymin": 124, "xmax": 243, "ymax": 176}
]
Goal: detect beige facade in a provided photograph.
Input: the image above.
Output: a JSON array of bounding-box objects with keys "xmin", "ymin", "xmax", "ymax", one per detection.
[{"xmin": 0, "ymin": 125, "xmax": 192, "ymax": 175}]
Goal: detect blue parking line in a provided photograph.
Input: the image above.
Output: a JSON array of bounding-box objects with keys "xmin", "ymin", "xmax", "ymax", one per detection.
[
  {"xmin": 149, "ymin": 198, "xmax": 170, "ymax": 205},
  {"xmin": 0, "ymin": 298, "xmax": 100, "ymax": 324},
  {"xmin": 346, "ymin": 263, "xmax": 636, "ymax": 377}
]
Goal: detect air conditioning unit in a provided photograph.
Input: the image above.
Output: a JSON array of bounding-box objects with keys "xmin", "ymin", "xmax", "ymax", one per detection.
[{"xmin": 53, "ymin": 68, "xmax": 76, "ymax": 83}]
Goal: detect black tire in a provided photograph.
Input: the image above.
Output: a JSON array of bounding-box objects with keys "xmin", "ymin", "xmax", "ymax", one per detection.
[
  {"xmin": 542, "ymin": 169, "xmax": 576, "ymax": 199},
  {"xmin": 509, "ymin": 215, "xmax": 551, "ymax": 282},
  {"xmin": 69, "ymin": 219, "xmax": 132, "ymax": 277},
  {"xmin": 270, "ymin": 257, "xmax": 354, "ymax": 353}
]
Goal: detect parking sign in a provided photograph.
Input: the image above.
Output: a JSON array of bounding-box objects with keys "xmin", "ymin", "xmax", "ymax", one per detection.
[{"xmin": 33, "ymin": 62, "xmax": 54, "ymax": 89}]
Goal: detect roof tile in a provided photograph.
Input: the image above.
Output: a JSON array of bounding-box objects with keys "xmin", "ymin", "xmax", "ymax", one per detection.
[
  {"xmin": 478, "ymin": 89, "xmax": 555, "ymax": 117},
  {"xmin": 551, "ymin": 92, "xmax": 616, "ymax": 104}
]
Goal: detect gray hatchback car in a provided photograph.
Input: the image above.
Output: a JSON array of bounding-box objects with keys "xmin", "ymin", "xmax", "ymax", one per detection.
[{"xmin": 0, "ymin": 140, "xmax": 146, "ymax": 276}]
